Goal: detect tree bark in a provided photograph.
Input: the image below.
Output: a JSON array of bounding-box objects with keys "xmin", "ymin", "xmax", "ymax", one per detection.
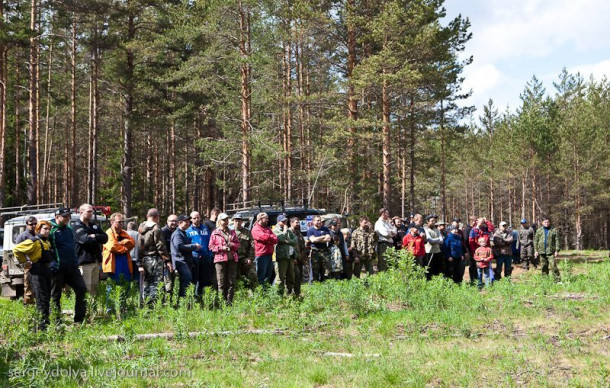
[
  {"xmin": 121, "ymin": 10, "xmax": 135, "ymax": 217},
  {"xmin": 239, "ymin": 1, "xmax": 251, "ymax": 205},
  {"xmin": 346, "ymin": 0, "xmax": 358, "ymax": 213},
  {"xmin": 0, "ymin": 0, "xmax": 6, "ymax": 210},
  {"xmin": 27, "ymin": 0, "xmax": 39, "ymax": 205},
  {"xmin": 69, "ymin": 16, "xmax": 77, "ymax": 206},
  {"xmin": 381, "ymin": 75, "xmax": 391, "ymax": 209}
]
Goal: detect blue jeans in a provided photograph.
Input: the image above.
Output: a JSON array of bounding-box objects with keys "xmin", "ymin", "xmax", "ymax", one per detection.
[
  {"xmin": 496, "ymin": 255, "xmax": 512, "ymax": 278},
  {"xmin": 255, "ymin": 255, "xmax": 273, "ymax": 286},
  {"xmin": 477, "ymin": 267, "xmax": 492, "ymax": 289},
  {"xmin": 175, "ymin": 260, "xmax": 193, "ymax": 297}
]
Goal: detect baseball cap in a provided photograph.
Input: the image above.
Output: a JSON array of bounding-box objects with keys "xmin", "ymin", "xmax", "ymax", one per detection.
[
  {"xmin": 328, "ymin": 219, "xmax": 337, "ymax": 226},
  {"xmin": 232, "ymin": 213, "xmax": 243, "ymax": 220},
  {"xmin": 217, "ymin": 213, "xmax": 229, "ymax": 221},
  {"xmin": 55, "ymin": 207, "xmax": 71, "ymax": 216},
  {"xmin": 177, "ymin": 214, "xmax": 191, "ymax": 222},
  {"xmin": 277, "ymin": 214, "xmax": 287, "ymax": 222},
  {"xmin": 520, "ymin": 219, "xmax": 527, "ymax": 224},
  {"xmin": 500, "ymin": 221, "xmax": 507, "ymax": 227},
  {"xmin": 256, "ymin": 212, "xmax": 269, "ymax": 221}
]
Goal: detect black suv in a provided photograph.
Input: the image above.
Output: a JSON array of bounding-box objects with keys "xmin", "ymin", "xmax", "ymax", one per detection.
[{"xmin": 225, "ymin": 200, "xmax": 325, "ymax": 233}]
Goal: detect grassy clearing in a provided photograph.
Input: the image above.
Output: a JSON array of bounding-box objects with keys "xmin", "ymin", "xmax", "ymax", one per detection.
[{"xmin": 1, "ymin": 251, "xmax": 609, "ymax": 387}]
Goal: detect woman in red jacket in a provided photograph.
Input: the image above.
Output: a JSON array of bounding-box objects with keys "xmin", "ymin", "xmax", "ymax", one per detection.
[{"xmin": 209, "ymin": 213, "xmax": 240, "ymax": 305}]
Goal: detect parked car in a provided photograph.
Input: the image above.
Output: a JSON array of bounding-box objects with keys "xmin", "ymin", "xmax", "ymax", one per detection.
[{"xmin": 225, "ymin": 200, "xmax": 325, "ymax": 233}]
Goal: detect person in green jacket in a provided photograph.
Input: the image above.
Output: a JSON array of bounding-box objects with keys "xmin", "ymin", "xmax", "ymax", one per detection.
[
  {"xmin": 534, "ymin": 217, "xmax": 561, "ymax": 282},
  {"xmin": 273, "ymin": 214, "xmax": 297, "ymax": 296}
]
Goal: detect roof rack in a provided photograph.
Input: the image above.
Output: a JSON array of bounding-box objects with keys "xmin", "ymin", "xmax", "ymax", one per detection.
[
  {"xmin": 0, "ymin": 203, "xmax": 64, "ymax": 218},
  {"xmin": 225, "ymin": 199, "xmax": 311, "ymax": 214}
]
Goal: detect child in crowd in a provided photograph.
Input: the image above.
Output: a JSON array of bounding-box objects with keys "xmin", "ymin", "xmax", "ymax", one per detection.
[
  {"xmin": 473, "ymin": 237, "xmax": 493, "ymax": 289},
  {"xmin": 403, "ymin": 225, "xmax": 426, "ymax": 267},
  {"xmin": 330, "ymin": 233, "xmax": 343, "ymax": 279}
]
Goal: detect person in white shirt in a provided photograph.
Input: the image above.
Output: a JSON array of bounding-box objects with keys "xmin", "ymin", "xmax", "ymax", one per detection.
[
  {"xmin": 374, "ymin": 208, "xmax": 397, "ymax": 272},
  {"xmin": 423, "ymin": 215, "xmax": 444, "ymax": 280}
]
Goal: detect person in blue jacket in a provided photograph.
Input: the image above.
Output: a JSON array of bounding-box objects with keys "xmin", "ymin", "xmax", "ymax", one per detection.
[
  {"xmin": 443, "ymin": 227, "xmax": 465, "ymax": 284},
  {"xmin": 186, "ymin": 211, "xmax": 212, "ymax": 296},
  {"xmin": 171, "ymin": 214, "xmax": 201, "ymax": 298}
]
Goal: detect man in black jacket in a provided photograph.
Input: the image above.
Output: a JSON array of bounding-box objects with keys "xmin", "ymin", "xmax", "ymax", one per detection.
[
  {"xmin": 74, "ymin": 204, "xmax": 108, "ymax": 296},
  {"xmin": 50, "ymin": 207, "xmax": 88, "ymax": 324},
  {"xmin": 171, "ymin": 214, "xmax": 200, "ymax": 298}
]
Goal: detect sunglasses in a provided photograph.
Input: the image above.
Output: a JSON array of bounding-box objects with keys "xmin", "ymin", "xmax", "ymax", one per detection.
[{"xmin": 27, "ymin": 223, "xmax": 37, "ymax": 226}]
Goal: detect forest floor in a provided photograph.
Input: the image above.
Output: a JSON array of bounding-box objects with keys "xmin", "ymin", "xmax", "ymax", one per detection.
[{"xmin": 1, "ymin": 250, "xmax": 609, "ymax": 387}]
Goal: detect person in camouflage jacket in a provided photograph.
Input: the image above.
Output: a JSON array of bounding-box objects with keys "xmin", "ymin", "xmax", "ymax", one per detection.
[
  {"xmin": 534, "ymin": 217, "xmax": 561, "ymax": 282},
  {"xmin": 138, "ymin": 208, "xmax": 172, "ymax": 305},
  {"xmin": 232, "ymin": 214, "xmax": 258, "ymax": 288},
  {"xmin": 351, "ymin": 216, "xmax": 376, "ymax": 277}
]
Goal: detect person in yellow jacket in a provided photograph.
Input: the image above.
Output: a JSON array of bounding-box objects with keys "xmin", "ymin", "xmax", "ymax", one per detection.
[
  {"xmin": 102, "ymin": 213, "xmax": 135, "ymax": 310},
  {"xmin": 13, "ymin": 220, "xmax": 54, "ymax": 330}
]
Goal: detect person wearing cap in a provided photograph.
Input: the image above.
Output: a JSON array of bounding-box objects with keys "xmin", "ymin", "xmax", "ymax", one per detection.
[
  {"xmin": 518, "ymin": 219, "xmax": 536, "ymax": 270},
  {"xmin": 161, "ymin": 214, "xmax": 179, "ymax": 295},
  {"xmin": 50, "ymin": 207, "xmax": 88, "ymax": 324},
  {"xmin": 186, "ymin": 211, "xmax": 213, "ymax": 296},
  {"xmin": 329, "ymin": 218, "xmax": 348, "ymax": 279},
  {"xmin": 534, "ymin": 217, "xmax": 561, "ymax": 282},
  {"xmin": 171, "ymin": 214, "xmax": 201, "ymax": 298},
  {"xmin": 492, "ymin": 222, "xmax": 514, "ymax": 280},
  {"xmin": 307, "ymin": 215, "xmax": 332, "ymax": 281},
  {"xmin": 251, "ymin": 212, "xmax": 279, "ymax": 286},
  {"xmin": 442, "ymin": 227, "xmax": 466, "ymax": 283},
  {"xmin": 13, "ymin": 220, "xmax": 54, "ymax": 329},
  {"xmin": 137, "ymin": 208, "xmax": 172, "ymax": 305},
  {"xmin": 232, "ymin": 214, "xmax": 258, "ymax": 288},
  {"xmin": 16, "ymin": 215, "xmax": 38, "ymax": 305},
  {"xmin": 289, "ymin": 217, "xmax": 307, "ymax": 295},
  {"xmin": 436, "ymin": 220, "xmax": 447, "ymax": 238},
  {"xmin": 74, "ymin": 204, "xmax": 109, "ymax": 296},
  {"xmin": 374, "ymin": 208, "xmax": 397, "ymax": 272},
  {"xmin": 351, "ymin": 216, "xmax": 376, "ymax": 278},
  {"xmin": 423, "ymin": 215, "xmax": 444, "ymax": 280},
  {"xmin": 209, "ymin": 213, "xmax": 240, "ymax": 305},
  {"xmin": 272, "ymin": 214, "xmax": 297, "ymax": 295}
]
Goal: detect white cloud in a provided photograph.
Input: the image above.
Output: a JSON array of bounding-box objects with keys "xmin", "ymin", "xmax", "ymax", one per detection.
[{"xmin": 567, "ymin": 60, "xmax": 610, "ymax": 81}]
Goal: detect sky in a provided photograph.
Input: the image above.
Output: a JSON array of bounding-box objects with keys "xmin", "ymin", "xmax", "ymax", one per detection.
[{"xmin": 443, "ymin": 0, "xmax": 610, "ymax": 120}]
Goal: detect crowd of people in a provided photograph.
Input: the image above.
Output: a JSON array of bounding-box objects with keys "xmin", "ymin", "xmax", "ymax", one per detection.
[{"xmin": 10, "ymin": 204, "xmax": 562, "ymax": 330}]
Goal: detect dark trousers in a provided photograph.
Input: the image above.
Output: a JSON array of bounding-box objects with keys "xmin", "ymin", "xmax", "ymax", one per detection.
[
  {"xmin": 377, "ymin": 242, "xmax": 393, "ymax": 272},
  {"xmin": 30, "ymin": 262, "xmax": 52, "ymax": 329},
  {"xmin": 425, "ymin": 252, "xmax": 444, "ymax": 280},
  {"xmin": 193, "ymin": 255, "xmax": 216, "ymax": 295},
  {"xmin": 293, "ymin": 263, "xmax": 304, "ymax": 296},
  {"xmin": 468, "ymin": 253, "xmax": 478, "ymax": 284},
  {"xmin": 174, "ymin": 260, "xmax": 193, "ymax": 297},
  {"xmin": 446, "ymin": 256, "xmax": 465, "ymax": 284},
  {"xmin": 255, "ymin": 255, "xmax": 273, "ymax": 286},
  {"xmin": 51, "ymin": 266, "xmax": 87, "ymax": 323},
  {"xmin": 215, "ymin": 260, "xmax": 237, "ymax": 305}
]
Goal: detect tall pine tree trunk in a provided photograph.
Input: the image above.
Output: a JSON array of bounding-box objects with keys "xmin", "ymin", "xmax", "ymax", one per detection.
[
  {"xmin": 121, "ymin": 11, "xmax": 135, "ymax": 217},
  {"xmin": 239, "ymin": 2, "xmax": 251, "ymax": 204},
  {"xmin": 88, "ymin": 20, "xmax": 100, "ymax": 205},
  {"xmin": 15, "ymin": 52, "xmax": 22, "ymax": 203},
  {"xmin": 69, "ymin": 17, "xmax": 77, "ymax": 206},
  {"xmin": 0, "ymin": 0, "xmax": 6, "ymax": 210},
  {"xmin": 346, "ymin": 0, "xmax": 358, "ymax": 213},
  {"xmin": 381, "ymin": 75, "xmax": 391, "ymax": 209},
  {"xmin": 27, "ymin": 0, "xmax": 39, "ymax": 205}
]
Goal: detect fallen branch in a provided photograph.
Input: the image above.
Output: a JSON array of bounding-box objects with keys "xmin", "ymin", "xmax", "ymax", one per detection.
[
  {"xmin": 102, "ymin": 329, "xmax": 285, "ymax": 342},
  {"xmin": 323, "ymin": 352, "xmax": 381, "ymax": 358}
]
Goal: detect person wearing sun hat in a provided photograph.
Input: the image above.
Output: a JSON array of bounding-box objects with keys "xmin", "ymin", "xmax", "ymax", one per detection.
[{"xmin": 251, "ymin": 212, "xmax": 279, "ymax": 286}]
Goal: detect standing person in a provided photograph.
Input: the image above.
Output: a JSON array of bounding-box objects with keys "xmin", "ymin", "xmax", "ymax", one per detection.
[
  {"xmin": 137, "ymin": 209, "xmax": 172, "ymax": 305},
  {"xmin": 74, "ymin": 204, "xmax": 108, "ymax": 296},
  {"xmin": 16, "ymin": 215, "xmax": 38, "ymax": 305},
  {"xmin": 374, "ymin": 208, "xmax": 397, "ymax": 272},
  {"xmin": 13, "ymin": 221, "xmax": 54, "ymax": 330},
  {"xmin": 307, "ymin": 215, "xmax": 332, "ymax": 282},
  {"xmin": 341, "ymin": 228, "xmax": 354, "ymax": 279},
  {"xmin": 273, "ymin": 214, "xmax": 297, "ymax": 295},
  {"xmin": 350, "ymin": 216, "xmax": 376, "ymax": 278},
  {"xmin": 290, "ymin": 217, "xmax": 307, "ymax": 295},
  {"xmin": 473, "ymin": 237, "xmax": 494, "ymax": 290},
  {"xmin": 492, "ymin": 222, "xmax": 515, "ymax": 280},
  {"xmin": 519, "ymin": 219, "xmax": 536, "ymax": 270},
  {"xmin": 448, "ymin": 219, "xmax": 468, "ymax": 283},
  {"xmin": 209, "ymin": 213, "xmax": 240, "ymax": 305},
  {"xmin": 443, "ymin": 227, "xmax": 465, "ymax": 283},
  {"xmin": 251, "ymin": 212, "xmax": 279, "ymax": 286},
  {"xmin": 50, "ymin": 207, "xmax": 88, "ymax": 324},
  {"xmin": 328, "ymin": 219, "xmax": 347, "ymax": 278},
  {"xmin": 126, "ymin": 222, "xmax": 140, "ymax": 284},
  {"xmin": 102, "ymin": 213, "xmax": 135, "ymax": 310},
  {"xmin": 403, "ymin": 224, "xmax": 426, "ymax": 267},
  {"xmin": 204, "ymin": 207, "xmax": 220, "ymax": 232},
  {"xmin": 161, "ymin": 214, "xmax": 178, "ymax": 294},
  {"xmin": 464, "ymin": 216, "xmax": 478, "ymax": 284},
  {"xmin": 392, "ymin": 216, "xmax": 407, "ymax": 250},
  {"xmin": 511, "ymin": 227, "xmax": 520, "ymax": 266},
  {"xmin": 171, "ymin": 214, "xmax": 201, "ymax": 298},
  {"xmin": 437, "ymin": 221, "xmax": 447, "ymax": 238},
  {"xmin": 534, "ymin": 217, "xmax": 561, "ymax": 282},
  {"xmin": 186, "ymin": 211, "xmax": 212, "ymax": 296},
  {"xmin": 423, "ymin": 215, "xmax": 444, "ymax": 279},
  {"xmin": 233, "ymin": 214, "xmax": 258, "ymax": 288}
]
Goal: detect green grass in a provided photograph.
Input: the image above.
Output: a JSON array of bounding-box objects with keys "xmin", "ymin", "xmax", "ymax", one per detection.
[{"xmin": 1, "ymin": 250, "xmax": 609, "ymax": 387}]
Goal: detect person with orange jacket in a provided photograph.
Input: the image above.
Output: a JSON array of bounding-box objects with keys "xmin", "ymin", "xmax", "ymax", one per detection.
[{"xmin": 102, "ymin": 212, "xmax": 135, "ymax": 284}]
